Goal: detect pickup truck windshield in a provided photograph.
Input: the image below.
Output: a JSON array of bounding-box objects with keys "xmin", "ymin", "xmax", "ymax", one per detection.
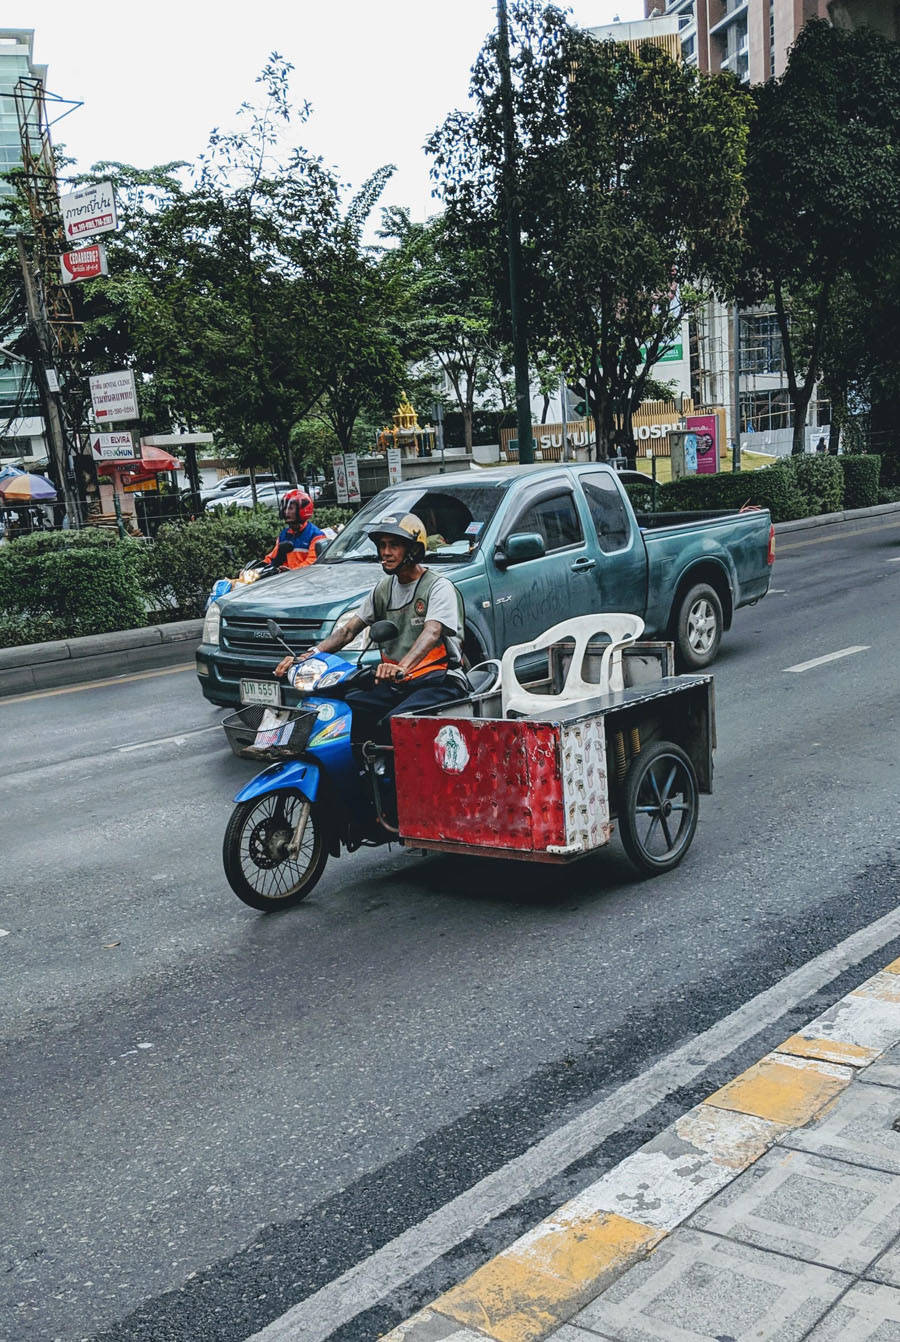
[{"xmin": 321, "ymin": 483, "xmax": 509, "ymax": 563}]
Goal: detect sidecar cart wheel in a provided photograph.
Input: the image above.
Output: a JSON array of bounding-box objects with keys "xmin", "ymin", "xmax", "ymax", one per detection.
[
  {"xmin": 223, "ymin": 789, "xmax": 327, "ymax": 911},
  {"xmin": 618, "ymin": 741, "xmax": 699, "ymax": 875}
]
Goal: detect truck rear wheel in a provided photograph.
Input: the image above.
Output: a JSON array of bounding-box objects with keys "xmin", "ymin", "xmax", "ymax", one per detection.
[{"xmin": 675, "ymin": 583, "xmax": 722, "ymax": 670}]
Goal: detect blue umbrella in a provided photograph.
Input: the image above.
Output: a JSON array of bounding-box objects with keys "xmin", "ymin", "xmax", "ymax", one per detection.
[{"xmin": 0, "ymin": 464, "xmax": 24, "ymax": 486}]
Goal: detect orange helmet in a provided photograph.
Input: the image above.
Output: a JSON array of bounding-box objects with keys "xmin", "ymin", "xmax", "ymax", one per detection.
[{"xmin": 280, "ymin": 489, "xmax": 314, "ymax": 525}]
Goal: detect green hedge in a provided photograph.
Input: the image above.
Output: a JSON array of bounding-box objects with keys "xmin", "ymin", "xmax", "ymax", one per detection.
[
  {"xmin": 789, "ymin": 455, "xmax": 843, "ymax": 516},
  {"xmin": 652, "ymin": 461, "xmax": 808, "ymax": 522},
  {"xmin": 0, "ymin": 544, "xmax": 147, "ymax": 638},
  {"xmin": 146, "ymin": 510, "xmax": 280, "ymax": 617},
  {"xmin": 839, "ymin": 454, "xmax": 880, "ymax": 510}
]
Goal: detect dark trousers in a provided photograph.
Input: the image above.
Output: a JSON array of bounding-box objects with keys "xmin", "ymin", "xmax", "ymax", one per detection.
[{"xmin": 345, "ymin": 673, "xmax": 461, "ymax": 744}]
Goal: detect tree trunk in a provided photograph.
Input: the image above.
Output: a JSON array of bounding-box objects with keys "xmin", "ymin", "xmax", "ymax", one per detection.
[{"xmin": 540, "ymin": 394, "xmax": 549, "ymax": 424}]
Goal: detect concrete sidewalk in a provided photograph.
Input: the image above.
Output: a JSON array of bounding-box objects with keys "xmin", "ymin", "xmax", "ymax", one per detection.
[
  {"xmin": 385, "ymin": 957, "xmax": 900, "ymax": 1341},
  {"xmin": 0, "ymin": 618, "xmax": 202, "ymax": 697}
]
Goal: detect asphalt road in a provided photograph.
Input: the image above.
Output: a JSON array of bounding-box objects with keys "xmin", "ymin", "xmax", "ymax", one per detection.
[{"xmin": 1, "ymin": 513, "xmax": 899, "ymax": 1342}]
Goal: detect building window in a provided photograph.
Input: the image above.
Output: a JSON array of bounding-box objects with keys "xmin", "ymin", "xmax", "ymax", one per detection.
[
  {"xmin": 769, "ymin": 0, "xmax": 776, "ymax": 74},
  {"xmin": 740, "ymin": 314, "xmax": 785, "ymax": 374},
  {"xmin": 740, "ymin": 390, "xmax": 792, "ymax": 432}
]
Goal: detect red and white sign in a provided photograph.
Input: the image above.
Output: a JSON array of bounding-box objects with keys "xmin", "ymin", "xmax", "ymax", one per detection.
[
  {"xmin": 343, "ymin": 453, "xmax": 361, "ymax": 503},
  {"xmin": 89, "ymin": 369, "xmax": 139, "ymax": 422},
  {"xmin": 386, "ymin": 447, "xmax": 402, "ymax": 486},
  {"xmin": 60, "ymin": 243, "xmax": 108, "ymax": 286},
  {"xmin": 90, "ymin": 431, "xmax": 139, "ymax": 463},
  {"xmin": 332, "ymin": 454, "xmax": 349, "ymax": 504},
  {"xmin": 59, "ymin": 182, "xmax": 118, "ymax": 242}
]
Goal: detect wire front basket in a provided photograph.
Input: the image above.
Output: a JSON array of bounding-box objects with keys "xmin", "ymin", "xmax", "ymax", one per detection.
[{"xmin": 222, "ymin": 704, "xmax": 319, "ymax": 761}]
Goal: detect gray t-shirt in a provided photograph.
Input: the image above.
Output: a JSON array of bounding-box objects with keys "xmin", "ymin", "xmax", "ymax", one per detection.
[{"xmin": 358, "ymin": 572, "xmax": 461, "ymax": 663}]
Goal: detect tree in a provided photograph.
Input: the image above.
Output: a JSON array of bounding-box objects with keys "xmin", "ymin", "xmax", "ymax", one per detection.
[
  {"xmin": 428, "ymin": 2, "xmax": 748, "ymax": 458},
  {"xmin": 740, "ymin": 20, "xmax": 900, "ymax": 454},
  {"xmin": 383, "ymin": 208, "xmax": 505, "ymax": 451}
]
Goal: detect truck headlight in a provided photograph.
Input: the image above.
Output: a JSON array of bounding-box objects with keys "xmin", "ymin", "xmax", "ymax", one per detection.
[
  {"xmin": 202, "ymin": 602, "xmax": 221, "ymax": 646},
  {"xmin": 332, "ymin": 607, "xmax": 370, "ymax": 652}
]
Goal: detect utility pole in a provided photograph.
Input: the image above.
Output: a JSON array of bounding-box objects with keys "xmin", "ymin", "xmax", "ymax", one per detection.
[
  {"xmin": 17, "ymin": 233, "xmax": 80, "ymax": 523},
  {"xmin": 732, "ymin": 304, "xmax": 742, "ymax": 473},
  {"xmin": 497, "ymin": 0, "xmax": 534, "ymax": 465}
]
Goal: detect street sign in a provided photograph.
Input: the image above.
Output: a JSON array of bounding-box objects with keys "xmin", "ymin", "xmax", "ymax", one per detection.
[
  {"xmin": 89, "ymin": 369, "xmax": 139, "ymax": 422},
  {"xmin": 45, "ymin": 368, "xmax": 60, "ymax": 393},
  {"xmin": 387, "ymin": 447, "xmax": 402, "ymax": 485},
  {"xmin": 344, "ymin": 453, "xmax": 361, "ymax": 503},
  {"xmin": 332, "ymin": 454, "xmax": 349, "ymax": 504},
  {"xmin": 90, "ymin": 431, "xmax": 139, "ymax": 463},
  {"xmin": 59, "ymin": 182, "xmax": 118, "ymax": 243},
  {"xmin": 122, "ymin": 476, "xmax": 157, "ymax": 492},
  {"xmin": 60, "ymin": 243, "xmax": 108, "ymax": 286}
]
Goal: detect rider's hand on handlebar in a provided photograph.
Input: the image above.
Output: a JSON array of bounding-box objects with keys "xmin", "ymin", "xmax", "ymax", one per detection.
[{"xmin": 374, "ymin": 660, "xmax": 407, "ymax": 683}]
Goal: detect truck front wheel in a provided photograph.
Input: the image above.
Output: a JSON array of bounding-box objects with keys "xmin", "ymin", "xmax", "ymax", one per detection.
[{"xmin": 675, "ymin": 582, "xmax": 722, "ymax": 670}]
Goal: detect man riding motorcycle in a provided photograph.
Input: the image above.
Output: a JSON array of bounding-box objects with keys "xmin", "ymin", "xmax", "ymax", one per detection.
[
  {"xmin": 275, "ymin": 512, "xmax": 465, "ymax": 740},
  {"xmin": 263, "ymin": 489, "xmax": 326, "ymax": 571}
]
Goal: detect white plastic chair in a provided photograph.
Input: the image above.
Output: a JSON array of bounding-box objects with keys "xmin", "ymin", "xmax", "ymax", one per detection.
[{"xmin": 500, "ymin": 613, "xmax": 645, "ymax": 717}]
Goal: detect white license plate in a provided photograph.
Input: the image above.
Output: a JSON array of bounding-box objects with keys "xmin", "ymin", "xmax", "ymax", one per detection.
[{"xmin": 240, "ymin": 678, "xmax": 282, "ymax": 707}]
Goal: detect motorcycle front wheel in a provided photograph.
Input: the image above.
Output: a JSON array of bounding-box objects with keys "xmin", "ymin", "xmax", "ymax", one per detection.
[{"xmin": 223, "ymin": 788, "xmax": 327, "ymax": 911}]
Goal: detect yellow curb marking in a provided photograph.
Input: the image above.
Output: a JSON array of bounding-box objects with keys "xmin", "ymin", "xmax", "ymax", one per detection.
[
  {"xmin": 883, "ymin": 957, "xmax": 900, "ymax": 976},
  {"xmin": 0, "ymin": 662, "xmax": 195, "ymax": 704},
  {"xmin": 436, "ymin": 1212, "xmax": 661, "ymax": 1342},
  {"xmin": 705, "ymin": 1053, "xmax": 852, "ymax": 1127},
  {"xmin": 776, "ymin": 1035, "xmax": 877, "ymax": 1068},
  {"xmin": 675, "ymin": 1104, "xmax": 788, "ymax": 1170},
  {"xmin": 852, "ymin": 972, "xmax": 900, "ymax": 1004}
]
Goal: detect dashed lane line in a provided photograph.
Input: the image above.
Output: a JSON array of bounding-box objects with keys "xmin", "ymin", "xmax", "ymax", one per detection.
[
  {"xmin": 247, "ymin": 902, "xmax": 900, "ymax": 1342},
  {"xmin": 784, "ymin": 646, "xmax": 869, "ymax": 673},
  {"xmin": 116, "ymin": 724, "xmax": 221, "ymax": 753}
]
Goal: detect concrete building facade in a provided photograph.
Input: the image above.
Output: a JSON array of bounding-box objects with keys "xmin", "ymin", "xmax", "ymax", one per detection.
[{"xmin": 0, "ymin": 29, "xmax": 47, "ymax": 459}]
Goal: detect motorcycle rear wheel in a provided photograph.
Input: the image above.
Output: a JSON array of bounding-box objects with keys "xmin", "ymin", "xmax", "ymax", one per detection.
[{"xmin": 223, "ymin": 788, "xmax": 327, "ymax": 911}]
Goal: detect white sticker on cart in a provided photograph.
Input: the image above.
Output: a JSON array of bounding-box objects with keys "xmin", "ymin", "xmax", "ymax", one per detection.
[{"xmin": 434, "ymin": 724, "xmax": 470, "ymax": 773}]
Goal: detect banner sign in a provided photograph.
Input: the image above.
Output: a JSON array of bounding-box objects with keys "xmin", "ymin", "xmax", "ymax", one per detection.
[
  {"xmin": 90, "ymin": 431, "xmax": 139, "ymax": 463},
  {"xmin": 332, "ymin": 454, "xmax": 349, "ymax": 505},
  {"xmin": 90, "ymin": 368, "xmax": 138, "ymax": 422},
  {"xmin": 60, "ymin": 243, "xmax": 108, "ymax": 285},
  {"xmin": 343, "ymin": 452, "xmax": 361, "ymax": 503},
  {"xmin": 386, "ymin": 447, "xmax": 402, "ymax": 485},
  {"xmin": 123, "ymin": 476, "xmax": 158, "ymax": 493},
  {"xmin": 684, "ymin": 414, "xmax": 720, "ymax": 475},
  {"xmin": 59, "ymin": 182, "xmax": 118, "ymax": 242}
]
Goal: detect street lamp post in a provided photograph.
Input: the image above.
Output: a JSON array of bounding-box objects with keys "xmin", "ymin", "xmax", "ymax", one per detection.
[{"xmin": 497, "ymin": 0, "xmax": 534, "ymax": 465}]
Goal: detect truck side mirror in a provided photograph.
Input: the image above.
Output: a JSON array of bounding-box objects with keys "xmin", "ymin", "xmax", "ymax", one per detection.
[{"xmin": 496, "ymin": 532, "xmax": 545, "ymax": 568}]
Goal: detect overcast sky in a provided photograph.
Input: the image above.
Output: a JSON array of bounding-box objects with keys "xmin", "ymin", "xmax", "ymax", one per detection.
[{"xmin": 11, "ymin": 0, "xmax": 642, "ymax": 221}]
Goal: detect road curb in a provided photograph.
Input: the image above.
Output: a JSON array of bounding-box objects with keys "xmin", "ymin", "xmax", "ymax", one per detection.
[
  {"xmin": 382, "ymin": 956, "xmax": 900, "ymax": 1341},
  {"xmin": 774, "ymin": 499, "xmax": 900, "ymax": 534},
  {"xmin": 0, "ymin": 619, "xmax": 202, "ymax": 698}
]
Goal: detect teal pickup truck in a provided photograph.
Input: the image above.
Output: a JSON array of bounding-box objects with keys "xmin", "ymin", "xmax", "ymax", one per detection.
[{"xmin": 196, "ymin": 464, "xmax": 774, "ymax": 707}]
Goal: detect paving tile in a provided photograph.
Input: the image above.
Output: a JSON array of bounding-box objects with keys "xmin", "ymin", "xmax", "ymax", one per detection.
[
  {"xmin": 804, "ymin": 1280, "xmax": 900, "ymax": 1338},
  {"xmin": 860, "ymin": 1041, "xmax": 900, "ymax": 1092},
  {"xmin": 867, "ymin": 1235, "xmax": 900, "ymax": 1289},
  {"xmin": 783, "ymin": 1078, "xmax": 900, "ymax": 1175},
  {"xmin": 547, "ymin": 1327, "xmax": 613, "ymax": 1341},
  {"xmin": 688, "ymin": 1147, "xmax": 900, "ymax": 1274},
  {"xmin": 573, "ymin": 1227, "xmax": 849, "ymax": 1341}
]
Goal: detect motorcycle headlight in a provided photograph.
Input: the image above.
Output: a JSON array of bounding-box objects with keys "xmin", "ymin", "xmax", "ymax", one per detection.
[
  {"xmin": 289, "ymin": 657, "xmax": 329, "ymax": 692},
  {"xmin": 317, "ymin": 670, "xmax": 346, "ymax": 689},
  {"xmin": 332, "ymin": 607, "xmax": 371, "ymax": 652},
  {"xmin": 202, "ymin": 602, "xmax": 221, "ymax": 646}
]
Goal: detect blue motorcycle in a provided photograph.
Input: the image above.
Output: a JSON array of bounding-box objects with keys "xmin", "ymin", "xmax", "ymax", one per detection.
[{"xmin": 221, "ymin": 618, "xmax": 497, "ymax": 911}]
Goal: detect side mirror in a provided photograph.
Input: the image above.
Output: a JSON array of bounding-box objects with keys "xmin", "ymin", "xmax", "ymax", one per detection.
[
  {"xmin": 497, "ymin": 532, "xmax": 545, "ymax": 568},
  {"xmin": 368, "ymin": 619, "xmax": 399, "ymax": 646}
]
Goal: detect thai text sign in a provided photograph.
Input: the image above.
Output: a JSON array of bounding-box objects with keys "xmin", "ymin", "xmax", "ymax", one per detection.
[
  {"xmin": 386, "ymin": 447, "xmax": 402, "ymax": 485},
  {"xmin": 59, "ymin": 182, "xmax": 118, "ymax": 242},
  {"xmin": 90, "ymin": 369, "xmax": 139, "ymax": 422},
  {"xmin": 343, "ymin": 453, "xmax": 361, "ymax": 503},
  {"xmin": 90, "ymin": 431, "xmax": 139, "ymax": 463},
  {"xmin": 60, "ymin": 243, "xmax": 108, "ymax": 285}
]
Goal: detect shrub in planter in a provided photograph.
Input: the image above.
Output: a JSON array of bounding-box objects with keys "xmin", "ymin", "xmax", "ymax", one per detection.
[
  {"xmin": 787, "ymin": 455, "xmax": 843, "ymax": 516},
  {"xmin": 0, "ymin": 611, "xmax": 67, "ymax": 648},
  {"xmin": 655, "ymin": 460, "xmax": 806, "ymax": 522},
  {"xmin": 0, "ymin": 545, "xmax": 146, "ymax": 639},
  {"xmin": 839, "ymin": 454, "xmax": 880, "ymax": 510},
  {"xmin": 147, "ymin": 510, "xmax": 284, "ymax": 617}
]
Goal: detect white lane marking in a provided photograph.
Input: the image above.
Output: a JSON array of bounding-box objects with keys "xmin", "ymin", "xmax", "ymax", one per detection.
[
  {"xmin": 767, "ymin": 588, "xmax": 787, "ymax": 594},
  {"xmin": 117, "ymin": 724, "xmax": 220, "ymax": 753},
  {"xmin": 888, "ymin": 557, "xmax": 900, "ymax": 563},
  {"xmin": 247, "ymin": 903, "xmax": 900, "ymax": 1342},
  {"xmin": 784, "ymin": 646, "xmax": 869, "ymax": 673},
  {"xmin": 0, "ymin": 929, "xmax": 9, "ymax": 938}
]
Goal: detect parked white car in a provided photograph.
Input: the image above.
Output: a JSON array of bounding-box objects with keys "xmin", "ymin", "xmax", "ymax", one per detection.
[
  {"xmin": 199, "ymin": 473, "xmax": 279, "ymax": 506},
  {"xmin": 206, "ymin": 481, "xmax": 294, "ymax": 511}
]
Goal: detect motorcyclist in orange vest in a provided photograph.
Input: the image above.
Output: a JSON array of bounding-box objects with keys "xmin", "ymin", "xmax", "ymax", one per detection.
[{"xmin": 264, "ymin": 490, "xmax": 326, "ymax": 571}]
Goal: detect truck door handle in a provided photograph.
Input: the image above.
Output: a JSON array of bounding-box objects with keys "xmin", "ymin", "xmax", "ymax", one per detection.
[{"xmin": 570, "ymin": 557, "xmax": 596, "ymax": 573}]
